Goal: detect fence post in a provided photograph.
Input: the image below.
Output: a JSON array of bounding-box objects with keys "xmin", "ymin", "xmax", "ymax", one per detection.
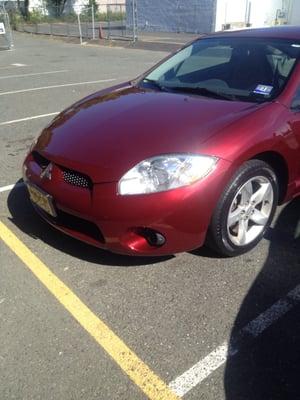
[
  {"xmin": 99, "ymin": 20, "xmax": 103, "ymax": 39},
  {"xmin": 77, "ymin": 12, "xmax": 83, "ymax": 44},
  {"xmin": 0, "ymin": 14, "xmax": 12, "ymax": 49},
  {"xmin": 132, "ymin": 0, "xmax": 137, "ymax": 42},
  {"xmin": 107, "ymin": 5, "xmax": 110, "ymax": 39},
  {"xmin": 6, "ymin": 11, "xmax": 14, "ymax": 48},
  {"xmin": 91, "ymin": 4, "xmax": 95, "ymax": 39},
  {"xmin": 121, "ymin": 4, "xmax": 125, "ymax": 37}
]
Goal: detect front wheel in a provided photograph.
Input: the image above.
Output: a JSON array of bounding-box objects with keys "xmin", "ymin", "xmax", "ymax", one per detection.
[{"xmin": 207, "ymin": 160, "xmax": 279, "ymax": 257}]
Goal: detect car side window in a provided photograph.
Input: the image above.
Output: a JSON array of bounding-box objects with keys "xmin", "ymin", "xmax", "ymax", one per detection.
[{"xmin": 291, "ymin": 86, "xmax": 300, "ymax": 111}]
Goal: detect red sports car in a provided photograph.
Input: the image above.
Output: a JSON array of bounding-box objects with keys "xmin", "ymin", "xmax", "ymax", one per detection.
[{"xmin": 23, "ymin": 26, "xmax": 300, "ymax": 257}]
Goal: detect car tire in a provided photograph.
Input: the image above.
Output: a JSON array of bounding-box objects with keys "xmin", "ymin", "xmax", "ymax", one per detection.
[{"xmin": 207, "ymin": 160, "xmax": 279, "ymax": 257}]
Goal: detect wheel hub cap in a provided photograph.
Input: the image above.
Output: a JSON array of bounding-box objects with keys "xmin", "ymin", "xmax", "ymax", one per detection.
[{"xmin": 227, "ymin": 176, "xmax": 274, "ymax": 247}]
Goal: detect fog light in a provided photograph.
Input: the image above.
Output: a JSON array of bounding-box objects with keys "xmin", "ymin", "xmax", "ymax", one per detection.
[
  {"xmin": 139, "ymin": 228, "xmax": 166, "ymax": 247},
  {"xmin": 22, "ymin": 163, "xmax": 28, "ymax": 182}
]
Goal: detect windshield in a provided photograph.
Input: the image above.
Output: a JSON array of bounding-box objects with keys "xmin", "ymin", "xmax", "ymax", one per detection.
[{"xmin": 140, "ymin": 37, "xmax": 300, "ymax": 103}]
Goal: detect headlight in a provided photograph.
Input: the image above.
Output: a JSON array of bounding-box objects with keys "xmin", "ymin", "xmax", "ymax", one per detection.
[
  {"xmin": 29, "ymin": 137, "xmax": 38, "ymax": 152},
  {"xmin": 118, "ymin": 154, "xmax": 218, "ymax": 195}
]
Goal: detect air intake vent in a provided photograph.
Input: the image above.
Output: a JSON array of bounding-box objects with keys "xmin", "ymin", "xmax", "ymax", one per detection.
[
  {"xmin": 62, "ymin": 168, "xmax": 92, "ymax": 189},
  {"xmin": 32, "ymin": 151, "xmax": 50, "ymax": 169}
]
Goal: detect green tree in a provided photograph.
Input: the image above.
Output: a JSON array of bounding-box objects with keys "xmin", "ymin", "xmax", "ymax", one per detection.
[
  {"xmin": 17, "ymin": 0, "xmax": 29, "ymax": 19},
  {"xmin": 46, "ymin": 0, "xmax": 68, "ymax": 17}
]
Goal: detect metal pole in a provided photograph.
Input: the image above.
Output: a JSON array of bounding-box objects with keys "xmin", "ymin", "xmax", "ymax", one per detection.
[
  {"xmin": 6, "ymin": 11, "xmax": 14, "ymax": 48},
  {"xmin": 77, "ymin": 12, "xmax": 83, "ymax": 44},
  {"xmin": 121, "ymin": 4, "xmax": 125, "ymax": 37},
  {"xmin": 245, "ymin": 0, "xmax": 249, "ymax": 25},
  {"xmin": 91, "ymin": 4, "xmax": 95, "ymax": 39},
  {"xmin": 132, "ymin": 0, "xmax": 137, "ymax": 42},
  {"xmin": 107, "ymin": 5, "xmax": 110, "ymax": 39},
  {"xmin": 247, "ymin": 1, "xmax": 252, "ymax": 26},
  {"xmin": 287, "ymin": 0, "xmax": 293, "ymax": 24},
  {"xmin": 245, "ymin": 0, "xmax": 252, "ymax": 26}
]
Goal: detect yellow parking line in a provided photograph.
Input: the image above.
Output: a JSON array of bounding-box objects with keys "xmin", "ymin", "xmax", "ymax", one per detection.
[{"xmin": 0, "ymin": 220, "xmax": 179, "ymax": 400}]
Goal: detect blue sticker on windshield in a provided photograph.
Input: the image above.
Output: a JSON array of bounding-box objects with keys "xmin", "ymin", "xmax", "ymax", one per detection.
[{"xmin": 253, "ymin": 84, "xmax": 273, "ymax": 95}]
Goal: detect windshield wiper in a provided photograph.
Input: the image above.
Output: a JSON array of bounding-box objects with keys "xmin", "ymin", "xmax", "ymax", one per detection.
[
  {"xmin": 164, "ymin": 86, "xmax": 236, "ymax": 101},
  {"xmin": 141, "ymin": 80, "xmax": 235, "ymax": 100},
  {"xmin": 142, "ymin": 78, "xmax": 169, "ymax": 92}
]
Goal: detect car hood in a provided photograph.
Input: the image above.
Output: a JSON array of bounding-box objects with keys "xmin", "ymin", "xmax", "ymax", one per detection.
[{"xmin": 35, "ymin": 84, "xmax": 259, "ymax": 182}]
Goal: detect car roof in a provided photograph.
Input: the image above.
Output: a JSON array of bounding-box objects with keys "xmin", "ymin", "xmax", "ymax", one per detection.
[{"xmin": 207, "ymin": 25, "xmax": 300, "ymax": 41}]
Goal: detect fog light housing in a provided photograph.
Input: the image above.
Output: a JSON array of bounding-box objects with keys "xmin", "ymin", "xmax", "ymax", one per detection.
[{"xmin": 138, "ymin": 228, "xmax": 166, "ymax": 247}]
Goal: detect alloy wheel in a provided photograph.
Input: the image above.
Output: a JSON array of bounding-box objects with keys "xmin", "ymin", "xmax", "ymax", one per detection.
[{"xmin": 227, "ymin": 176, "xmax": 274, "ymax": 246}]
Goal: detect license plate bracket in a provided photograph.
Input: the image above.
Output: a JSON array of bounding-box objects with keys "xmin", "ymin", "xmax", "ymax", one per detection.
[{"xmin": 27, "ymin": 183, "xmax": 57, "ymax": 217}]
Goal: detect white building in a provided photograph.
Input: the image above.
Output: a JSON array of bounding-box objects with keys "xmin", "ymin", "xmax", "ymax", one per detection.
[
  {"xmin": 289, "ymin": 0, "xmax": 300, "ymax": 24},
  {"xmin": 215, "ymin": 0, "xmax": 300, "ymax": 31},
  {"xmin": 66, "ymin": 0, "xmax": 124, "ymax": 14}
]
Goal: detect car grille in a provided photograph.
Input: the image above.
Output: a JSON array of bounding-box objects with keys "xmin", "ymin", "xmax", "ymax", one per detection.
[
  {"xmin": 32, "ymin": 152, "xmax": 92, "ymax": 189},
  {"xmin": 62, "ymin": 168, "xmax": 92, "ymax": 189}
]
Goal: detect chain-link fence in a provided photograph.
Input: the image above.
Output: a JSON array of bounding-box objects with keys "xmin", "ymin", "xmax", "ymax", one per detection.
[
  {"xmin": 0, "ymin": 3, "xmax": 13, "ymax": 49},
  {"xmin": 106, "ymin": 2, "xmax": 136, "ymax": 41},
  {"xmin": 9, "ymin": 1, "xmax": 137, "ymax": 42}
]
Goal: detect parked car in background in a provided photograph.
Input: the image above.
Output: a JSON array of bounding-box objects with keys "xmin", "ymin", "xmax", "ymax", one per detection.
[{"xmin": 23, "ymin": 26, "xmax": 300, "ymax": 257}]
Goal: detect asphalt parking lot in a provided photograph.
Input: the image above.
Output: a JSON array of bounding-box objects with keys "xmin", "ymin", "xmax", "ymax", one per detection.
[{"xmin": 1, "ymin": 32, "xmax": 300, "ymax": 400}]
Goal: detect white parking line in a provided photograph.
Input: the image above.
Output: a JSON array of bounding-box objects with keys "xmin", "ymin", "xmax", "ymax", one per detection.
[
  {"xmin": 169, "ymin": 343, "xmax": 229, "ymax": 397},
  {"xmin": 0, "ymin": 79, "xmax": 117, "ymax": 96},
  {"xmin": 11, "ymin": 63, "xmax": 28, "ymax": 67},
  {"xmin": 0, "ymin": 70, "xmax": 68, "ymax": 80},
  {"xmin": 169, "ymin": 284, "xmax": 300, "ymax": 397},
  {"xmin": 0, "ymin": 182, "xmax": 24, "ymax": 193},
  {"xmin": 0, "ymin": 112, "xmax": 59, "ymax": 126},
  {"xmin": 0, "ymin": 64, "xmax": 28, "ymax": 70}
]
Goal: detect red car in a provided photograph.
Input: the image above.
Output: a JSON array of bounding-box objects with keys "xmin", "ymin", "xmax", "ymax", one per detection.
[{"xmin": 23, "ymin": 26, "xmax": 300, "ymax": 257}]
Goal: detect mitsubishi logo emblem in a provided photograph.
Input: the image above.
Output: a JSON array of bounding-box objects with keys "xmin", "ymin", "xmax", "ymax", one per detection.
[{"xmin": 40, "ymin": 163, "xmax": 53, "ymax": 180}]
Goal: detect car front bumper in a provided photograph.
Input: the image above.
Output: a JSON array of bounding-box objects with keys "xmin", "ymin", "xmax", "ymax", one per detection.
[{"xmin": 23, "ymin": 152, "xmax": 233, "ymax": 256}]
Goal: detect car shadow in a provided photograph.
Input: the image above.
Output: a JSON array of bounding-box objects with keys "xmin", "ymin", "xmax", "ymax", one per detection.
[
  {"xmin": 7, "ymin": 182, "xmax": 173, "ymax": 267},
  {"xmin": 189, "ymin": 245, "xmax": 225, "ymax": 259},
  {"xmin": 224, "ymin": 198, "xmax": 300, "ymax": 399}
]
